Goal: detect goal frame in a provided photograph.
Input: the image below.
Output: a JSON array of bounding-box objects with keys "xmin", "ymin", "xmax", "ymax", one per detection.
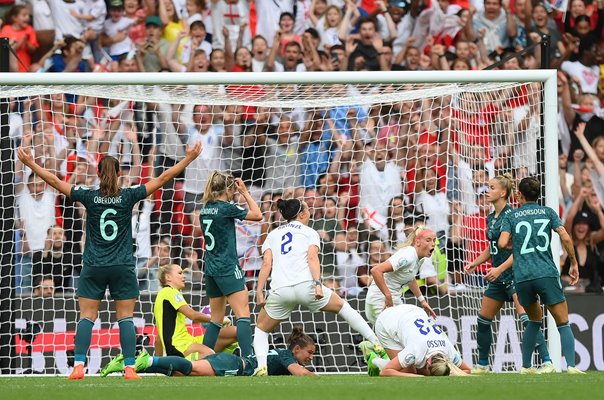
[{"xmin": 0, "ymin": 70, "xmax": 560, "ymax": 371}]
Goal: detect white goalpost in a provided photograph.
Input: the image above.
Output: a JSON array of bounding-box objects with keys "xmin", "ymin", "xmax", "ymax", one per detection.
[{"xmin": 0, "ymin": 70, "xmax": 560, "ymax": 374}]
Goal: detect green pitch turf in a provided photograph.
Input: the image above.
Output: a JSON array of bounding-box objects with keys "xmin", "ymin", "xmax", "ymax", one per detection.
[{"xmin": 2, "ymin": 373, "xmax": 602, "ymax": 400}]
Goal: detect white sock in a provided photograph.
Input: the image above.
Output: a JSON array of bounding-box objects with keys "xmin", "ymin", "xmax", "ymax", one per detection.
[
  {"xmin": 337, "ymin": 302, "xmax": 379, "ymax": 343},
  {"xmin": 373, "ymin": 357, "xmax": 389, "ymax": 370},
  {"xmin": 148, "ymin": 357, "xmax": 154, "ymax": 367},
  {"xmin": 74, "ymin": 361, "xmax": 84, "ymax": 367},
  {"xmin": 253, "ymin": 327, "xmax": 270, "ymax": 369}
]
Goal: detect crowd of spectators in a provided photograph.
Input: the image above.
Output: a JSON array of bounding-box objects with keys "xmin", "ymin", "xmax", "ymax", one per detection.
[{"xmin": 3, "ymin": 0, "xmax": 604, "ymax": 297}]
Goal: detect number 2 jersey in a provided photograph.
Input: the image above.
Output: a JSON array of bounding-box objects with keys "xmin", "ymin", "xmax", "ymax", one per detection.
[
  {"xmin": 261, "ymin": 220, "xmax": 321, "ymax": 290},
  {"xmin": 500, "ymin": 203, "xmax": 562, "ymax": 283},
  {"xmin": 199, "ymin": 201, "xmax": 248, "ymax": 277},
  {"xmin": 376, "ymin": 304, "xmax": 462, "ymax": 370},
  {"xmin": 71, "ymin": 185, "xmax": 147, "ymax": 267}
]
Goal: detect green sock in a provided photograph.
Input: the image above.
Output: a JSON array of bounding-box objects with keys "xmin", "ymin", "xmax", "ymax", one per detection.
[
  {"xmin": 557, "ymin": 323, "xmax": 576, "ymax": 368},
  {"xmin": 150, "ymin": 356, "xmax": 193, "ymax": 376},
  {"xmin": 476, "ymin": 314, "xmax": 493, "ymax": 366},
  {"xmin": 522, "ymin": 321, "xmax": 541, "ymax": 368},
  {"xmin": 118, "ymin": 317, "xmax": 137, "ymax": 366},
  {"xmin": 74, "ymin": 318, "xmax": 94, "ymax": 364},
  {"xmin": 236, "ymin": 317, "xmax": 253, "ymax": 358},
  {"xmin": 520, "ymin": 313, "xmax": 551, "ymax": 363},
  {"xmin": 202, "ymin": 321, "xmax": 222, "ymax": 351}
]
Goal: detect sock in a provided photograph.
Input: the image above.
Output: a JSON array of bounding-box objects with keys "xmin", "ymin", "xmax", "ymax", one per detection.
[
  {"xmin": 202, "ymin": 321, "xmax": 222, "ymax": 351},
  {"xmin": 146, "ymin": 356, "xmax": 192, "ymax": 376},
  {"xmin": 522, "ymin": 320, "xmax": 541, "ymax": 368},
  {"xmin": 118, "ymin": 317, "xmax": 137, "ymax": 366},
  {"xmin": 338, "ymin": 302, "xmax": 378, "ymax": 343},
  {"xmin": 476, "ymin": 314, "xmax": 493, "ymax": 366},
  {"xmin": 74, "ymin": 318, "xmax": 95, "ymax": 364},
  {"xmin": 236, "ymin": 317, "xmax": 253, "ymax": 358},
  {"xmin": 520, "ymin": 313, "xmax": 551, "ymax": 363},
  {"xmin": 372, "ymin": 357, "xmax": 389, "ymax": 370},
  {"xmin": 558, "ymin": 322, "xmax": 576, "ymax": 368},
  {"xmin": 253, "ymin": 327, "xmax": 270, "ymax": 369}
]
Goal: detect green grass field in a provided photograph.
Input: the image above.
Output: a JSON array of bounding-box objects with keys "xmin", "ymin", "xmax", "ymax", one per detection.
[{"xmin": 2, "ymin": 373, "xmax": 603, "ymax": 400}]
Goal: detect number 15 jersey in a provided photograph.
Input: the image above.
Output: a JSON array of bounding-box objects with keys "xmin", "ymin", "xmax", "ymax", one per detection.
[
  {"xmin": 71, "ymin": 185, "xmax": 147, "ymax": 268},
  {"xmin": 261, "ymin": 221, "xmax": 321, "ymax": 290},
  {"xmin": 500, "ymin": 203, "xmax": 562, "ymax": 283}
]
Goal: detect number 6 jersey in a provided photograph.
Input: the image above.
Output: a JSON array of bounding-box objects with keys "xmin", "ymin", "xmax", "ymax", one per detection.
[
  {"xmin": 375, "ymin": 304, "xmax": 461, "ymax": 370},
  {"xmin": 261, "ymin": 220, "xmax": 321, "ymax": 290},
  {"xmin": 71, "ymin": 185, "xmax": 147, "ymax": 267}
]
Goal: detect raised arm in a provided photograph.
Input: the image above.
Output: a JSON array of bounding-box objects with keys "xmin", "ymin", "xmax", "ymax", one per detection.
[
  {"xmin": 17, "ymin": 147, "xmax": 72, "ymax": 197},
  {"xmin": 234, "ymin": 178, "xmax": 263, "ymax": 221},
  {"xmin": 144, "ymin": 141, "xmax": 202, "ymax": 196},
  {"xmin": 575, "ymin": 122, "xmax": 604, "ymax": 177}
]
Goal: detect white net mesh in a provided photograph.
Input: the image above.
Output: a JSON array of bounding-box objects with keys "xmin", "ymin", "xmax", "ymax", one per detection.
[{"xmin": 4, "ymin": 77, "xmax": 547, "ymax": 374}]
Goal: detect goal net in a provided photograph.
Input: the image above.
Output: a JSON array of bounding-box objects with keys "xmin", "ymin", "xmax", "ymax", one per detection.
[{"xmin": 1, "ymin": 71, "xmax": 558, "ymax": 374}]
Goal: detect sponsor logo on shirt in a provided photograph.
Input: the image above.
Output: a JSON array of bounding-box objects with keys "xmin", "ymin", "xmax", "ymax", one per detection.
[{"xmin": 175, "ymin": 293, "xmax": 184, "ymax": 303}]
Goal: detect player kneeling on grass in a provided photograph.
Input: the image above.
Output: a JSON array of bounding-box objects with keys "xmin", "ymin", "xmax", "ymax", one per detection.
[
  {"xmin": 361, "ymin": 304, "xmax": 471, "ymax": 377},
  {"xmin": 133, "ymin": 326, "xmax": 316, "ymax": 376},
  {"xmin": 101, "ymin": 264, "xmax": 237, "ymax": 376}
]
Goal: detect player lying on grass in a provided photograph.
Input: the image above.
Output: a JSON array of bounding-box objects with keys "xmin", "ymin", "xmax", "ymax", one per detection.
[
  {"xmin": 133, "ymin": 326, "xmax": 316, "ymax": 376},
  {"xmin": 101, "ymin": 263, "xmax": 238, "ymax": 376},
  {"xmin": 253, "ymin": 198, "xmax": 384, "ymax": 376},
  {"xmin": 499, "ymin": 177, "xmax": 584, "ymax": 374},
  {"xmin": 465, "ymin": 174, "xmax": 554, "ymax": 374},
  {"xmin": 361, "ymin": 304, "xmax": 471, "ymax": 377}
]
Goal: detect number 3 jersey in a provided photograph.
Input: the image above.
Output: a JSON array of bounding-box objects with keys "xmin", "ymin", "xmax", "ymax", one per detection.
[
  {"xmin": 71, "ymin": 185, "xmax": 147, "ymax": 267},
  {"xmin": 199, "ymin": 201, "xmax": 248, "ymax": 277},
  {"xmin": 261, "ymin": 221, "xmax": 321, "ymax": 290},
  {"xmin": 376, "ymin": 304, "xmax": 461, "ymax": 370},
  {"xmin": 500, "ymin": 203, "xmax": 563, "ymax": 283}
]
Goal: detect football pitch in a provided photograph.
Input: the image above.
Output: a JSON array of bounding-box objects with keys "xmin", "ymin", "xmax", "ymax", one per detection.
[{"xmin": 2, "ymin": 373, "xmax": 603, "ymax": 400}]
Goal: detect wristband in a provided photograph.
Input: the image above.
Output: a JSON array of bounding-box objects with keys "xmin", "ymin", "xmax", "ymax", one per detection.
[
  {"xmin": 314, "ymin": 279, "xmax": 322, "ymax": 286},
  {"xmin": 417, "ymin": 295, "xmax": 426, "ymax": 303}
]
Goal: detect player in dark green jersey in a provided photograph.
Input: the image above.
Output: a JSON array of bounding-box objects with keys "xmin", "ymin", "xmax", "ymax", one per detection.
[
  {"xmin": 198, "ymin": 171, "xmax": 262, "ymax": 357},
  {"xmin": 465, "ymin": 174, "xmax": 553, "ymax": 374},
  {"xmin": 133, "ymin": 326, "xmax": 316, "ymax": 376},
  {"xmin": 17, "ymin": 142, "xmax": 201, "ymax": 380},
  {"xmin": 499, "ymin": 177, "xmax": 583, "ymax": 374}
]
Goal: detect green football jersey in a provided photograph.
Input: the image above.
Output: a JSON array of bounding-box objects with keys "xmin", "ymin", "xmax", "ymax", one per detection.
[
  {"xmin": 71, "ymin": 185, "xmax": 147, "ymax": 267},
  {"xmin": 199, "ymin": 201, "xmax": 248, "ymax": 276},
  {"xmin": 501, "ymin": 203, "xmax": 563, "ymax": 283},
  {"xmin": 486, "ymin": 205, "xmax": 514, "ymax": 283},
  {"xmin": 244, "ymin": 349, "xmax": 298, "ymax": 376}
]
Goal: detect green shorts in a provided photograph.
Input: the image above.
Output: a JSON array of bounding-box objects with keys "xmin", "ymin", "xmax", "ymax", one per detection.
[
  {"xmin": 77, "ymin": 264, "xmax": 139, "ymax": 300},
  {"xmin": 205, "ymin": 272, "xmax": 246, "ymax": 298},
  {"xmin": 484, "ymin": 280, "xmax": 516, "ymax": 302},
  {"xmin": 515, "ymin": 277, "xmax": 565, "ymax": 307},
  {"xmin": 205, "ymin": 352, "xmax": 245, "ymax": 376}
]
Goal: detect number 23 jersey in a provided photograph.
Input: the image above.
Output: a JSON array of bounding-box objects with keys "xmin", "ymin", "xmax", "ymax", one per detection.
[
  {"xmin": 261, "ymin": 221, "xmax": 321, "ymax": 290},
  {"xmin": 377, "ymin": 305, "xmax": 461, "ymax": 370},
  {"xmin": 71, "ymin": 185, "xmax": 147, "ymax": 267}
]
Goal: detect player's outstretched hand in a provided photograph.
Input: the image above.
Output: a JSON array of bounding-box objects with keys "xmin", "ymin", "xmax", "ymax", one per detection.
[
  {"xmin": 568, "ymin": 262, "xmax": 579, "ymax": 286},
  {"xmin": 464, "ymin": 263, "xmax": 477, "ymax": 275},
  {"xmin": 185, "ymin": 141, "xmax": 202, "ymax": 160},
  {"xmin": 422, "ymin": 302, "xmax": 437, "ymax": 320},
  {"xmin": 17, "ymin": 146, "xmax": 34, "ymax": 167}
]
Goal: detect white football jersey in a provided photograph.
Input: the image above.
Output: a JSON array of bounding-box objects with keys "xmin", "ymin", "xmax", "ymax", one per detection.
[
  {"xmin": 368, "ymin": 246, "xmax": 426, "ymax": 296},
  {"xmin": 262, "ymin": 221, "xmax": 320, "ymax": 290},
  {"xmin": 376, "ymin": 305, "xmax": 461, "ymax": 369}
]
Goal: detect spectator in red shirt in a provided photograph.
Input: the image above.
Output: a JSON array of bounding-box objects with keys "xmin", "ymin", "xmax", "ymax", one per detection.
[{"xmin": 0, "ymin": 5, "xmax": 38, "ymax": 72}]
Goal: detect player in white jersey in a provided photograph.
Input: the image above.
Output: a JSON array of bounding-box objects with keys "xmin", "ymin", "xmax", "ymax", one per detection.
[
  {"xmin": 253, "ymin": 198, "xmax": 383, "ymax": 376},
  {"xmin": 365, "ymin": 226, "xmax": 437, "ymax": 325},
  {"xmin": 367, "ymin": 304, "xmax": 471, "ymax": 377}
]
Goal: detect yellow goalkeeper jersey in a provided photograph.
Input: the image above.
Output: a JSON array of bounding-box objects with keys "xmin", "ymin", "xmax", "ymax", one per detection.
[{"xmin": 154, "ymin": 286, "xmax": 192, "ymax": 357}]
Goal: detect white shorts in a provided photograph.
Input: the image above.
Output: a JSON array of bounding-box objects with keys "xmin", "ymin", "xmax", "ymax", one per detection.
[
  {"xmin": 374, "ymin": 305, "xmax": 426, "ymax": 352},
  {"xmin": 364, "ymin": 285, "xmax": 403, "ymax": 326},
  {"xmin": 264, "ymin": 281, "xmax": 333, "ymax": 320}
]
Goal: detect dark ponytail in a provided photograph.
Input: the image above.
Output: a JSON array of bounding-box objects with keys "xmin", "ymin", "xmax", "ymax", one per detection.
[
  {"xmin": 277, "ymin": 198, "xmax": 304, "ymax": 221},
  {"xmin": 98, "ymin": 156, "xmax": 120, "ymax": 197},
  {"xmin": 287, "ymin": 325, "xmax": 315, "ymax": 350},
  {"xmin": 518, "ymin": 176, "xmax": 541, "ymax": 202}
]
